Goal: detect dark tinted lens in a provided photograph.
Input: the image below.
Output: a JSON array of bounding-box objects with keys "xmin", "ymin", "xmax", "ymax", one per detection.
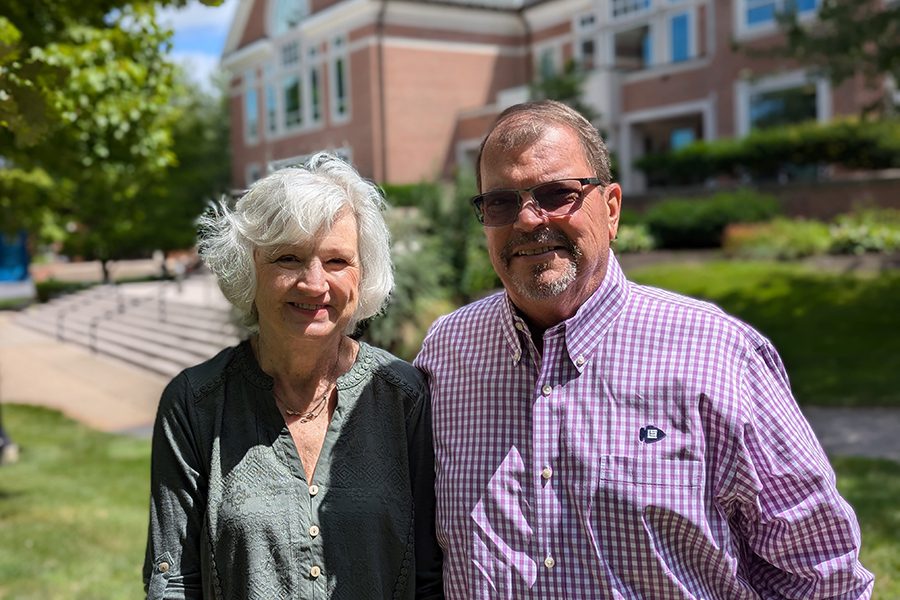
[
  {"xmin": 479, "ymin": 190, "xmax": 520, "ymax": 225},
  {"xmin": 532, "ymin": 179, "xmax": 582, "ymax": 214}
]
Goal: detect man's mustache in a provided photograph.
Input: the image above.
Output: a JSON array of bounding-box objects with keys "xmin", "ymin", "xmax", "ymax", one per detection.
[{"xmin": 499, "ymin": 228, "xmax": 577, "ymax": 265}]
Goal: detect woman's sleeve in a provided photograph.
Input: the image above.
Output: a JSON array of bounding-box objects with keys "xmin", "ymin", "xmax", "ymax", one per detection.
[
  {"xmin": 407, "ymin": 384, "xmax": 445, "ymax": 600},
  {"xmin": 143, "ymin": 374, "xmax": 207, "ymax": 599}
]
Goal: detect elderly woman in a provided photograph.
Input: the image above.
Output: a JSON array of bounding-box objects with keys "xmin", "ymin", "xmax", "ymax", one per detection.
[{"xmin": 143, "ymin": 153, "xmax": 443, "ymax": 599}]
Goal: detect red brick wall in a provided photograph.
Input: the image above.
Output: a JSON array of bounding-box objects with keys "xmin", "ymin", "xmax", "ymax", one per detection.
[
  {"xmin": 381, "ymin": 45, "xmax": 528, "ymax": 183},
  {"xmin": 531, "ymin": 21, "xmax": 570, "ymax": 44},
  {"xmin": 229, "ymin": 42, "xmax": 384, "ymax": 184},
  {"xmin": 239, "ymin": 0, "xmax": 267, "ymax": 48}
]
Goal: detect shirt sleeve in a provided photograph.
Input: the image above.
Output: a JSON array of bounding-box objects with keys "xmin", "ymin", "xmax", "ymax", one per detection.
[
  {"xmin": 406, "ymin": 383, "xmax": 445, "ymax": 600},
  {"xmin": 729, "ymin": 340, "xmax": 874, "ymax": 599},
  {"xmin": 143, "ymin": 374, "xmax": 206, "ymax": 599}
]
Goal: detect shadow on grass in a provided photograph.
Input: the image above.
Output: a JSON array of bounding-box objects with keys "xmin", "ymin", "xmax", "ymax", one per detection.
[
  {"xmin": 630, "ymin": 262, "xmax": 900, "ymax": 407},
  {"xmin": 832, "ymin": 456, "xmax": 900, "ymax": 598}
]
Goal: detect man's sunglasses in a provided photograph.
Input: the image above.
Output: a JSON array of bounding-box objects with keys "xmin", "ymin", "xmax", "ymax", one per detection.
[{"xmin": 471, "ymin": 177, "xmax": 602, "ymax": 227}]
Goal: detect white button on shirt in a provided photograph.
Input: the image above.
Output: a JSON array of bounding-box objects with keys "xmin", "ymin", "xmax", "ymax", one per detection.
[
  {"xmin": 541, "ymin": 384, "xmax": 552, "ymax": 396},
  {"xmin": 309, "ymin": 565, "xmax": 321, "ymax": 578},
  {"xmin": 541, "ymin": 467, "xmax": 553, "ymax": 480},
  {"xmin": 309, "ymin": 484, "xmax": 319, "ymax": 496},
  {"xmin": 544, "ymin": 557, "xmax": 556, "ymax": 569},
  {"xmin": 309, "ymin": 525, "xmax": 320, "ymax": 537}
]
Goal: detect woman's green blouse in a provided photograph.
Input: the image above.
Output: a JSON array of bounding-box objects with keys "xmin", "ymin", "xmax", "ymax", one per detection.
[{"xmin": 144, "ymin": 340, "xmax": 443, "ymax": 599}]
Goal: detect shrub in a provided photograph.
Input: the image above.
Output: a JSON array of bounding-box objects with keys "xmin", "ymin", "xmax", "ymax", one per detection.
[
  {"xmin": 35, "ymin": 279, "xmax": 95, "ymax": 303},
  {"xmin": 829, "ymin": 209, "xmax": 900, "ymax": 255},
  {"xmin": 619, "ymin": 207, "xmax": 645, "ymax": 225},
  {"xmin": 380, "ymin": 181, "xmax": 443, "ymax": 209},
  {"xmin": 723, "ymin": 219, "xmax": 831, "ymax": 260},
  {"xmin": 635, "ymin": 118, "xmax": 900, "ymax": 186},
  {"xmin": 613, "ymin": 224, "xmax": 656, "ymax": 253},
  {"xmin": 643, "ymin": 190, "xmax": 781, "ymax": 249}
]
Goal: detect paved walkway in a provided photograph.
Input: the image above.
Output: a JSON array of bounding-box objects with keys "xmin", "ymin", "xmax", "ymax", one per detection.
[
  {"xmin": 0, "ymin": 312, "xmax": 166, "ymax": 435},
  {"xmin": 1, "ymin": 277, "xmax": 899, "ymax": 462},
  {"xmin": 0, "ymin": 275, "xmax": 226, "ymax": 437}
]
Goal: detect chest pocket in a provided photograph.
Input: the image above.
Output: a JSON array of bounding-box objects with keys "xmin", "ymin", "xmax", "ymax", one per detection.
[
  {"xmin": 587, "ymin": 456, "xmax": 708, "ymax": 598},
  {"xmin": 599, "ymin": 454, "xmax": 702, "ymax": 487},
  {"xmin": 594, "ymin": 454, "xmax": 704, "ymax": 532}
]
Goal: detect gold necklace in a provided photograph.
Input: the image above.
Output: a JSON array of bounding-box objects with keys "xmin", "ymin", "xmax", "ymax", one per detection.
[{"xmin": 276, "ymin": 389, "xmax": 330, "ymax": 423}]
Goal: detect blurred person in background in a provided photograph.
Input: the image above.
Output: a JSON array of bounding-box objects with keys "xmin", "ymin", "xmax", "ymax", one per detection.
[{"xmin": 144, "ymin": 153, "xmax": 443, "ymax": 599}]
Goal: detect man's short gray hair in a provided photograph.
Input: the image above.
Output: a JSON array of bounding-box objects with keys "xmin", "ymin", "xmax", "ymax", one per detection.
[
  {"xmin": 198, "ymin": 152, "xmax": 393, "ymax": 333},
  {"xmin": 475, "ymin": 100, "xmax": 612, "ymax": 191}
]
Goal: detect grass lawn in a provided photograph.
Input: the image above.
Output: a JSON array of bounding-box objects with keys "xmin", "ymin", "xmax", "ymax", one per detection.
[
  {"xmin": 832, "ymin": 456, "xmax": 900, "ymax": 598},
  {"xmin": 0, "ymin": 405, "xmax": 150, "ymax": 599},
  {"xmin": 628, "ymin": 260, "xmax": 900, "ymax": 407},
  {"xmin": 0, "ymin": 404, "xmax": 897, "ymax": 597}
]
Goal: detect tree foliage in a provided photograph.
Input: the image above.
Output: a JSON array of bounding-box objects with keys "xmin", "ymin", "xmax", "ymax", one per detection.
[
  {"xmin": 139, "ymin": 72, "xmax": 231, "ymax": 257},
  {"xmin": 775, "ymin": 0, "xmax": 900, "ymax": 111},
  {"xmin": 530, "ymin": 59, "xmax": 598, "ymax": 123},
  {"xmin": 0, "ymin": 0, "xmax": 223, "ymax": 278}
]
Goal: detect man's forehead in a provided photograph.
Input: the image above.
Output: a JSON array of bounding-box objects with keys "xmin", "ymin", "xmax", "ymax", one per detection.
[{"xmin": 482, "ymin": 125, "xmax": 585, "ymax": 176}]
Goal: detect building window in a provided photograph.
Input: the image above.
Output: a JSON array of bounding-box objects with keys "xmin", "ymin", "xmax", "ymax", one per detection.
[
  {"xmin": 575, "ymin": 13, "xmax": 597, "ymax": 70},
  {"xmin": 265, "ymin": 83, "xmax": 277, "ymax": 134},
  {"xmin": 579, "ymin": 39, "xmax": 596, "ymax": 70},
  {"xmin": 330, "ymin": 36, "xmax": 350, "ymax": 122},
  {"xmin": 283, "ymin": 75, "xmax": 302, "ymax": 128},
  {"xmin": 749, "ymin": 85, "xmax": 817, "ymax": 130},
  {"xmin": 612, "ymin": 0, "xmax": 650, "ymax": 18},
  {"xmin": 614, "ymin": 25, "xmax": 652, "ymax": 71},
  {"xmin": 537, "ymin": 47, "xmax": 559, "ymax": 79},
  {"xmin": 335, "ymin": 58, "xmax": 347, "ymax": 114},
  {"xmin": 310, "ymin": 66, "xmax": 321, "ymax": 122},
  {"xmin": 743, "ymin": 0, "xmax": 818, "ymax": 29},
  {"xmin": 282, "ymin": 42, "xmax": 299, "ymax": 66},
  {"xmin": 246, "ymin": 164, "xmax": 261, "ymax": 187},
  {"xmin": 737, "ymin": 70, "xmax": 828, "ymax": 136},
  {"xmin": 244, "ymin": 70, "xmax": 259, "ymax": 143},
  {"xmin": 271, "ymin": 0, "xmax": 309, "ymax": 36},
  {"xmin": 670, "ymin": 12, "xmax": 690, "ymax": 62},
  {"xmin": 670, "ymin": 127, "xmax": 695, "ymax": 150}
]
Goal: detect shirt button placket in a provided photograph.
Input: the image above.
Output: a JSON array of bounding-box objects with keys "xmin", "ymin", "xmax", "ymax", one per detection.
[{"xmin": 307, "ymin": 484, "xmax": 322, "ymax": 587}]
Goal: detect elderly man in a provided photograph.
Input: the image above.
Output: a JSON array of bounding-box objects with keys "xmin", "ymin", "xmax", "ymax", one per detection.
[{"xmin": 414, "ymin": 100, "xmax": 873, "ymax": 599}]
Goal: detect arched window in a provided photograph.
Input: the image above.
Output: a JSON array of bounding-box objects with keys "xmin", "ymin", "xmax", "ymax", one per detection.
[{"xmin": 271, "ymin": 0, "xmax": 309, "ymax": 36}]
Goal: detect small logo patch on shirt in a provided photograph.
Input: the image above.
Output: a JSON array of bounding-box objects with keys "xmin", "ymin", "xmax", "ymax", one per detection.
[{"xmin": 639, "ymin": 425, "xmax": 666, "ymax": 444}]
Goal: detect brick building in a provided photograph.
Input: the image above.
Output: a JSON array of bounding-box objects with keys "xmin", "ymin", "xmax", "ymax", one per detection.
[{"xmin": 222, "ymin": 0, "xmax": 886, "ymax": 193}]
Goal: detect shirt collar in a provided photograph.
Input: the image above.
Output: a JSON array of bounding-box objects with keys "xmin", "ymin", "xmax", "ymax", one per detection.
[{"xmin": 501, "ymin": 250, "xmax": 629, "ymax": 371}]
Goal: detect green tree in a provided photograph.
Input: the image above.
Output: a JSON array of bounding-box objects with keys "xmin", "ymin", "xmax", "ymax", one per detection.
[
  {"xmin": 774, "ymin": 0, "xmax": 900, "ymax": 112},
  {"xmin": 139, "ymin": 72, "xmax": 231, "ymax": 269},
  {"xmin": 0, "ymin": 0, "xmax": 222, "ymax": 280},
  {"xmin": 531, "ymin": 58, "xmax": 598, "ymax": 123}
]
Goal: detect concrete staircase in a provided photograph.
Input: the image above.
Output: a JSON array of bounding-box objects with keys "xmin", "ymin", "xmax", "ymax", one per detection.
[{"xmin": 13, "ymin": 275, "xmax": 245, "ymax": 378}]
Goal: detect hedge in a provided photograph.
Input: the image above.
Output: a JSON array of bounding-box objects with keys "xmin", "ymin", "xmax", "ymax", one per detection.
[
  {"xmin": 636, "ymin": 118, "xmax": 900, "ymax": 186},
  {"xmin": 643, "ymin": 190, "xmax": 781, "ymax": 249}
]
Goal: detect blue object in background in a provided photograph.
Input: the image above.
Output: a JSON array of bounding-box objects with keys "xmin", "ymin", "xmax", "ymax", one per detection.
[{"xmin": 0, "ymin": 231, "xmax": 30, "ymax": 282}]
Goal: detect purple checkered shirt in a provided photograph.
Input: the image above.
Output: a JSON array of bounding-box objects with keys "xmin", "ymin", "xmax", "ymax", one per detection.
[{"xmin": 415, "ymin": 252, "xmax": 873, "ymax": 599}]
